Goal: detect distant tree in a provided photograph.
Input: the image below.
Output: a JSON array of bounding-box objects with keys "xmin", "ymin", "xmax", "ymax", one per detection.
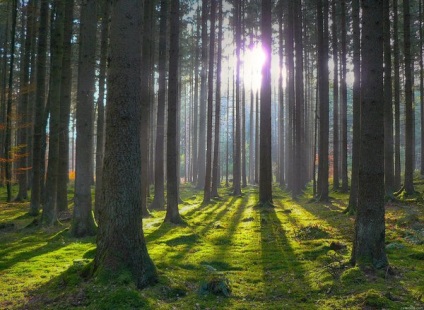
[
  {"xmin": 352, "ymin": 0, "xmax": 388, "ymax": 269},
  {"xmin": 164, "ymin": 0, "xmax": 183, "ymax": 224},
  {"xmin": 340, "ymin": 0, "xmax": 348, "ymax": 193},
  {"xmin": 94, "ymin": 0, "xmax": 158, "ymax": 288},
  {"xmin": 393, "ymin": 0, "xmax": 401, "ymax": 189},
  {"xmin": 71, "ymin": 0, "xmax": 97, "ymax": 236},
  {"xmin": 331, "ymin": 0, "xmax": 339, "ymax": 191}
]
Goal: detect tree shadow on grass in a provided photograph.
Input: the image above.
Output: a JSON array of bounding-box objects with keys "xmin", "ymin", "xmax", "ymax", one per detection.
[{"xmin": 259, "ymin": 206, "xmax": 318, "ymax": 308}]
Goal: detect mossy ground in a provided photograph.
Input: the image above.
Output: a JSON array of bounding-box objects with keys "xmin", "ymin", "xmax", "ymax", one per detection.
[{"xmin": 0, "ymin": 182, "xmax": 423, "ymax": 309}]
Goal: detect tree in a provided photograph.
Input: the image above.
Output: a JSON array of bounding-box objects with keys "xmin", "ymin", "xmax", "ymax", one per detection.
[
  {"xmin": 331, "ymin": 0, "xmax": 339, "ymax": 191},
  {"xmin": 29, "ymin": 0, "xmax": 49, "ymax": 216},
  {"xmin": 71, "ymin": 0, "xmax": 97, "ymax": 236},
  {"xmin": 340, "ymin": 0, "xmax": 348, "ymax": 192},
  {"xmin": 259, "ymin": 0, "xmax": 272, "ymax": 204},
  {"xmin": 347, "ymin": 0, "xmax": 360, "ymax": 214},
  {"xmin": 42, "ymin": 0, "xmax": 65, "ymax": 226},
  {"xmin": 57, "ymin": 0, "xmax": 74, "ymax": 212},
  {"xmin": 211, "ymin": 0, "xmax": 223, "ymax": 198},
  {"xmin": 150, "ymin": 0, "xmax": 168, "ymax": 210},
  {"xmin": 94, "ymin": 0, "xmax": 157, "ymax": 288},
  {"xmin": 352, "ymin": 0, "xmax": 388, "ymax": 269},
  {"xmin": 164, "ymin": 0, "xmax": 183, "ymax": 224},
  {"xmin": 393, "ymin": 0, "xmax": 401, "ymax": 189},
  {"xmin": 317, "ymin": 0, "xmax": 329, "ymax": 201},
  {"xmin": 403, "ymin": 0, "xmax": 415, "ymax": 195},
  {"xmin": 203, "ymin": 0, "xmax": 216, "ymax": 204}
]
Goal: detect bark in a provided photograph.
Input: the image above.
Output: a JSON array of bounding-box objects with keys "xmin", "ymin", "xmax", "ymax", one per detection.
[
  {"xmin": 393, "ymin": 0, "xmax": 401, "ymax": 189},
  {"xmin": 259, "ymin": 0, "xmax": 272, "ymax": 204},
  {"xmin": 347, "ymin": 0, "xmax": 360, "ymax": 213},
  {"xmin": 203, "ymin": 0, "xmax": 216, "ymax": 204},
  {"xmin": 331, "ymin": 0, "xmax": 339, "ymax": 191},
  {"xmin": 29, "ymin": 0, "xmax": 48, "ymax": 216},
  {"xmin": 317, "ymin": 0, "xmax": 329, "ymax": 201},
  {"xmin": 94, "ymin": 0, "xmax": 158, "ymax": 289},
  {"xmin": 42, "ymin": 0, "xmax": 65, "ymax": 226},
  {"xmin": 192, "ymin": 8, "xmax": 200, "ymax": 185},
  {"xmin": 94, "ymin": 1, "xmax": 110, "ymax": 220},
  {"xmin": 197, "ymin": 0, "xmax": 208, "ymax": 189},
  {"xmin": 164, "ymin": 0, "xmax": 183, "ymax": 224},
  {"xmin": 403, "ymin": 0, "xmax": 415, "ymax": 195},
  {"xmin": 211, "ymin": 0, "xmax": 223, "ymax": 198},
  {"xmin": 56, "ymin": 0, "xmax": 74, "ymax": 212},
  {"xmin": 71, "ymin": 0, "xmax": 97, "ymax": 236},
  {"xmin": 340, "ymin": 0, "xmax": 348, "ymax": 192},
  {"xmin": 278, "ymin": 8, "xmax": 284, "ymax": 188},
  {"xmin": 383, "ymin": 0, "xmax": 394, "ymax": 198},
  {"xmin": 16, "ymin": 0, "xmax": 36, "ymax": 202},
  {"xmin": 352, "ymin": 0, "xmax": 388, "ymax": 269},
  {"xmin": 150, "ymin": 0, "xmax": 168, "ymax": 210},
  {"xmin": 4, "ymin": 0, "xmax": 17, "ymax": 202},
  {"xmin": 140, "ymin": 0, "xmax": 154, "ymax": 218},
  {"xmin": 420, "ymin": 0, "xmax": 424, "ymax": 176}
]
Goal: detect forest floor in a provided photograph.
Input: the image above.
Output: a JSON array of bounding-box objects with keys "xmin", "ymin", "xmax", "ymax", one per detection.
[{"xmin": 0, "ymin": 182, "xmax": 423, "ymax": 310}]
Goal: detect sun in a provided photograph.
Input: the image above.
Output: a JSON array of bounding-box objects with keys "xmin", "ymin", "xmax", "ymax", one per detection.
[{"xmin": 242, "ymin": 44, "xmax": 266, "ymax": 92}]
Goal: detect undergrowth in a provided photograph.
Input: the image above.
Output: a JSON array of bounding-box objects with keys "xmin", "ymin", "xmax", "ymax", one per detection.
[{"xmin": 0, "ymin": 182, "xmax": 423, "ymax": 309}]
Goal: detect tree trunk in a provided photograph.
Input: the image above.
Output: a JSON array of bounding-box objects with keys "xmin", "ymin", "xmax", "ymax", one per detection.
[
  {"xmin": 150, "ymin": 0, "xmax": 168, "ymax": 210},
  {"xmin": 211, "ymin": 0, "xmax": 223, "ymax": 198},
  {"xmin": 317, "ymin": 0, "xmax": 329, "ymax": 201},
  {"xmin": 203, "ymin": 0, "xmax": 216, "ymax": 204},
  {"xmin": 403, "ymin": 0, "xmax": 415, "ymax": 195},
  {"xmin": 94, "ymin": 0, "xmax": 158, "ymax": 289},
  {"xmin": 331, "ymin": 0, "xmax": 339, "ymax": 191},
  {"xmin": 42, "ymin": 0, "xmax": 65, "ymax": 226},
  {"xmin": 340, "ymin": 0, "xmax": 348, "ymax": 192},
  {"xmin": 347, "ymin": 0, "xmax": 360, "ymax": 214},
  {"xmin": 352, "ymin": 0, "xmax": 388, "ymax": 269},
  {"xmin": 29, "ymin": 0, "xmax": 48, "ymax": 216},
  {"xmin": 94, "ymin": 1, "xmax": 110, "ymax": 220},
  {"xmin": 164, "ymin": 0, "xmax": 183, "ymax": 224},
  {"xmin": 393, "ymin": 0, "xmax": 401, "ymax": 190},
  {"xmin": 56, "ymin": 0, "xmax": 74, "ymax": 212},
  {"xmin": 259, "ymin": 0, "xmax": 272, "ymax": 204},
  {"xmin": 71, "ymin": 0, "xmax": 97, "ymax": 236},
  {"xmin": 383, "ymin": 0, "xmax": 394, "ymax": 198}
]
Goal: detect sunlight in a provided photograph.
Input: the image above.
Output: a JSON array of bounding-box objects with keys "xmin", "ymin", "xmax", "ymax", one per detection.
[{"xmin": 242, "ymin": 44, "xmax": 266, "ymax": 92}]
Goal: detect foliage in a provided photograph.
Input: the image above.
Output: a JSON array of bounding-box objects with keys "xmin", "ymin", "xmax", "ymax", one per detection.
[{"xmin": 0, "ymin": 184, "xmax": 423, "ymax": 309}]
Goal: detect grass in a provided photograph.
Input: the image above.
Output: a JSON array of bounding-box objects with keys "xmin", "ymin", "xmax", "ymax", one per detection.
[{"xmin": 0, "ymin": 182, "xmax": 423, "ymax": 309}]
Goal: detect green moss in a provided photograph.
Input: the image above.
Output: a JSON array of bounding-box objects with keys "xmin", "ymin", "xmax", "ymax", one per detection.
[
  {"xmin": 361, "ymin": 289, "xmax": 391, "ymax": 307},
  {"xmin": 340, "ymin": 267, "xmax": 366, "ymax": 284}
]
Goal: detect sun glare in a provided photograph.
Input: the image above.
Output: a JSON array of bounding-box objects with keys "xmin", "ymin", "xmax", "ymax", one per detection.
[{"xmin": 242, "ymin": 44, "xmax": 266, "ymax": 92}]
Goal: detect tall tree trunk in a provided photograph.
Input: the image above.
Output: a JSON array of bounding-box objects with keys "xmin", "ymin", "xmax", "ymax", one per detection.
[
  {"xmin": 352, "ymin": 0, "xmax": 388, "ymax": 269},
  {"xmin": 71, "ymin": 0, "xmax": 97, "ymax": 236},
  {"xmin": 16, "ymin": 0, "xmax": 36, "ymax": 202},
  {"xmin": 211, "ymin": 0, "xmax": 223, "ymax": 198},
  {"xmin": 331, "ymin": 0, "xmax": 339, "ymax": 191},
  {"xmin": 278, "ymin": 7, "xmax": 284, "ymax": 188},
  {"xmin": 340, "ymin": 0, "xmax": 348, "ymax": 192},
  {"xmin": 393, "ymin": 0, "xmax": 401, "ymax": 190},
  {"xmin": 56, "ymin": 0, "xmax": 74, "ymax": 212},
  {"xmin": 29, "ymin": 0, "xmax": 48, "ymax": 216},
  {"xmin": 150, "ymin": 0, "xmax": 168, "ymax": 210},
  {"xmin": 4, "ymin": 0, "xmax": 18, "ymax": 202},
  {"xmin": 197, "ymin": 0, "xmax": 208, "ymax": 190},
  {"xmin": 140, "ymin": 0, "xmax": 154, "ymax": 218},
  {"xmin": 403, "ymin": 0, "xmax": 415, "ymax": 195},
  {"xmin": 347, "ymin": 0, "xmax": 360, "ymax": 214},
  {"xmin": 203, "ymin": 0, "xmax": 216, "ymax": 203},
  {"xmin": 384, "ymin": 0, "xmax": 394, "ymax": 198},
  {"xmin": 165, "ymin": 0, "xmax": 183, "ymax": 224},
  {"xmin": 192, "ymin": 8, "xmax": 200, "ymax": 185},
  {"xmin": 420, "ymin": 0, "xmax": 424, "ymax": 176},
  {"xmin": 317, "ymin": 0, "xmax": 329, "ymax": 201},
  {"xmin": 94, "ymin": 0, "xmax": 158, "ymax": 288},
  {"xmin": 94, "ymin": 1, "xmax": 110, "ymax": 220},
  {"xmin": 233, "ymin": 0, "xmax": 242, "ymax": 196},
  {"xmin": 259, "ymin": 0, "xmax": 272, "ymax": 204},
  {"xmin": 42, "ymin": 0, "xmax": 65, "ymax": 226}
]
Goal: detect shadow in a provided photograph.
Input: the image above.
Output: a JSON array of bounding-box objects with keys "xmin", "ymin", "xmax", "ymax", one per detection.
[{"xmin": 258, "ymin": 206, "xmax": 317, "ymax": 308}]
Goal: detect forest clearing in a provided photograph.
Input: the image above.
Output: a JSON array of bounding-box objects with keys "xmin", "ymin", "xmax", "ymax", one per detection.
[{"xmin": 1, "ymin": 184, "xmax": 423, "ymax": 310}]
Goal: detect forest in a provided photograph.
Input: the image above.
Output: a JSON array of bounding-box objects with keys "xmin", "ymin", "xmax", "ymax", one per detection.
[{"xmin": 0, "ymin": 0, "xmax": 423, "ymax": 309}]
